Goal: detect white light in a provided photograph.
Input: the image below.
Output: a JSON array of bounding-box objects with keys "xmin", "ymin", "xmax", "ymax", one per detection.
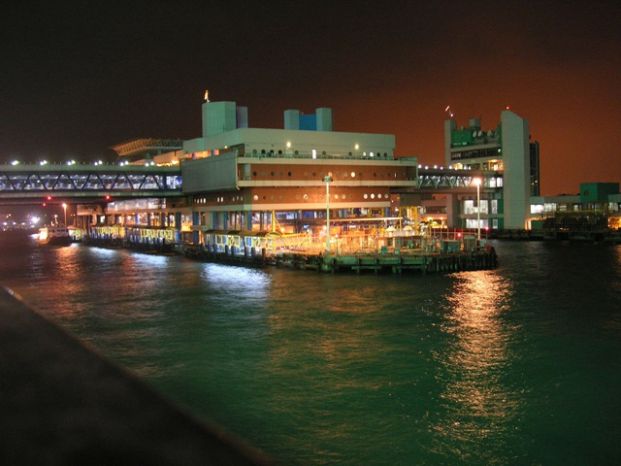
[
  {"xmin": 312, "ymin": 149, "xmax": 317, "ymax": 159},
  {"xmin": 433, "ymin": 165, "xmax": 437, "ymax": 169},
  {"xmin": 418, "ymin": 164, "xmax": 422, "ymax": 169},
  {"xmin": 440, "ymin": 166, "xmax": 444, "ymax": 170},
  {"xmin": 286, "ymin": 141, "xmax": 291, "ymax": 149},
  {"xmin": 10, "ymin": 160, "xmax": 19, "ymax": 166},
  {"xmin": 354, "ymin": 143, "xmax": 359, "ymax": 150},
  {"xmin": 424, "ymin": 165, "xmax": 429, "ymax": 169},
  {"xmin": 370, "ymin": 152, "xmax": 374, "ymax": 157},
  {"xmin": 39, "ymin": 160, "xmax": 48, "ymax": 166}
]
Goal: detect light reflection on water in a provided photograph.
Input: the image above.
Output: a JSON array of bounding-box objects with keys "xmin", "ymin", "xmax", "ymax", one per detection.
[
  {"xmin": 200, "ymin": 263, "xmax": 271, "ymax": 300},
  {"xmin": 432, "ymin": 270, "xmax": 519, "ymax": 462}
]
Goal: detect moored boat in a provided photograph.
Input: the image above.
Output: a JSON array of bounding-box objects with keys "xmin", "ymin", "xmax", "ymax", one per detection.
[{"xmin": 37, "ymin": 226, "xmax": 72, "ymax": 246}]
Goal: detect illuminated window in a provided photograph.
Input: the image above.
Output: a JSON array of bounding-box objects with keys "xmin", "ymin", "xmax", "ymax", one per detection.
[
  {"xmin": 530, "ymin": 204, "xmax": 543, "ymax": 214},
  {"xmin": 363, "ymin": 194, "xmax": 368, "ymax": 199},
  {"xmin": 464, "ymin": 200, "xmax": 475, "ymax": 214},
  {"xmin": 351, "ymin": 172, "xmax": 356, "ymax": 178},
  {"xmin": 253, "ymin": 195, "xmax": 259, "ymax": 201}
]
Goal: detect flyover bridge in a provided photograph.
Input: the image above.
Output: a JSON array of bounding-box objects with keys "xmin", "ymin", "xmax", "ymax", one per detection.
[
  {"xmin": 411, "ymin": 167, "xmax": 502, "ymax": 193},
  {"xmin": 0, "ymin": 164, "xmax": 182, "ymax": 203},
  {"xmin": 0, "ymin": 164, "xmax": 501, "ymax": 204}
]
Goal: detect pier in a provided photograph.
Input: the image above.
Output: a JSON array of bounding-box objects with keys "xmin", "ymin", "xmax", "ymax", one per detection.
[
  {"xmin": 183, "ymin": 246, "xmax": 497, "ymax": 274},
  {"xmin": 82, "ymin": 224, "xmax": 498, "ymax": 274}
]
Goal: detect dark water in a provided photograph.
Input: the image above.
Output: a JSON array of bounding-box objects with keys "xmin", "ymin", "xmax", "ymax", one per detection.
[{"xmin": 1, "ymin": 234, "xmax": 621, "ymax": 465}]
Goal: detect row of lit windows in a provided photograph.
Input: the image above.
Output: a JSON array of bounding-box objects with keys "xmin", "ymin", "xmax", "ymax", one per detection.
[
  {"xmin": 195, "ymin": 192, "xmax": 391, "ymax": 205},
  {"xmin": 248, "ymin": 149, "xmax": 390, "ymax": 158},
  {"xmin": 249, "ymin": 170, "xmax": 401, "ymax": 178}
]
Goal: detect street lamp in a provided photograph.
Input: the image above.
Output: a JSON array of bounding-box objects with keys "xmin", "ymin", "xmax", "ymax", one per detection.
[
  {"xmin": 62, "ymin": 203, "xmax": 67, "ymax": 226},
  {"xmin": 473, "ymin": 177, "xmax": 482, "ymax": 241},
  {"xmin": 324, "ymin": 175, "xmax": 332, "ymax": 253}
]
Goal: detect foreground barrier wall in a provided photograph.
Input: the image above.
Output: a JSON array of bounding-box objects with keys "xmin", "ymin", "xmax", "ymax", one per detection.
[{"xmin": 0, "ymin": 287, "xmax": 270, "ymax": 466}]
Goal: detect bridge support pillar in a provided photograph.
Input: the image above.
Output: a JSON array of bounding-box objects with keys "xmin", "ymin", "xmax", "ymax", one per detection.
[{"xmin": 446, "ymin": 194, "xmax": 460, "ymax": 228}]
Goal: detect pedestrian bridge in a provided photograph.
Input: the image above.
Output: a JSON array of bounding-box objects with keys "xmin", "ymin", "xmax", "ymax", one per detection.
[
  {"xmin": 0, "ymin": 163, "xmax": 501, "ymax": 203},
  {"xmin": 0, "ymin": 164, "xmax": 182, "ymax": 200},
  {"xmin": 414, "ymin": 167, "xmax": 503, "ymax": 192}
]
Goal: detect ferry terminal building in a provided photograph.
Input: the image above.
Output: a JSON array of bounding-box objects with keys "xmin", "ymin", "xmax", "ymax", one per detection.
[{"xmin": 94, "ymin": 96, "xmax": 619, "ymax": 245}]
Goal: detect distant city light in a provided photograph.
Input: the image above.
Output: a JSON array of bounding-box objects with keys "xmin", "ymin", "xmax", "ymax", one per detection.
[
  {"xmin": 10, "ymin": 160, "xmax": 19, "ymax": 166},
  {"xmin": 39, "ymin": 160, "xmax": 48, "ymax": 166}
]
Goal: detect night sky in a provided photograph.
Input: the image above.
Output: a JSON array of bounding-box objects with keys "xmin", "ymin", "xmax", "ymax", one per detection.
[{"xmin": 2, "ymin": 0, "xmax": 620, "ymax": 195}]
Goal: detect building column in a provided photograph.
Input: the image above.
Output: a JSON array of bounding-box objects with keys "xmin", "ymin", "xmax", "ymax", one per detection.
[
  {"xmin": 445, "ymin": 194, "xmax": 460, "ymax": 228},
  {"xmin": 192, "ymin": 211, "xmax": 200, "ymax": 245}
]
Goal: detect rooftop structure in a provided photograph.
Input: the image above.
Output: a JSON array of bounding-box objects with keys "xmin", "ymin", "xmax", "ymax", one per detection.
[{"xmin": 111, "ymin": 138, "xmax": 184, "ymax": 165}]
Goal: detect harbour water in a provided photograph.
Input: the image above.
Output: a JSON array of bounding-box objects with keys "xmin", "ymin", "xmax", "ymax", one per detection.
[{"xmin": 1, "ymin": 235, "xmax": 620, "ymax": 465}]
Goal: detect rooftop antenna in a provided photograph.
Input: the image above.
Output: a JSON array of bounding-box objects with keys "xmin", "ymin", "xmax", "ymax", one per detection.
[{"xmin": 204, "ymin": 89, "xmax": 210, "ymax": 102}]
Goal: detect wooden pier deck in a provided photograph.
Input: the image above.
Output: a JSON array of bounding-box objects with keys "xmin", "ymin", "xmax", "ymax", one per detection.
[{"xmin": 183, "ymin": 246, "xmax": 498, "ymax": 274}]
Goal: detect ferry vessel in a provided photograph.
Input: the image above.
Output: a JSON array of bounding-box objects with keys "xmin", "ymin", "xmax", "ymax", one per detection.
[{"xmin": 37, "ymin": 226, "xmax": 72, "ymax": 246}]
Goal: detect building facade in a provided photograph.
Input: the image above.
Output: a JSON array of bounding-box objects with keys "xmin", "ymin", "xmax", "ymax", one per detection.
[{"xmin": 443, "ymin": 110, "xmax": 540, "ymax": 229}]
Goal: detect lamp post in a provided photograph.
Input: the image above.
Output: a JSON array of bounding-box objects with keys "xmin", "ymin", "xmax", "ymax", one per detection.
[
  {"xmin": 62, "ymin": 203, "xmax": 68, "ymax": 226},
  {"xmin": 324, "ymin": 175, "xmax": 332, "ymax": 253},
  {"xmin": 473, "ymin": 177, "xmax": 482, "ymax": 241}
]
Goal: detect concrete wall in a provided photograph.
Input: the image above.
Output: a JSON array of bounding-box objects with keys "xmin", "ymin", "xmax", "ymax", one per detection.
[
  {"xmin": 284, "ymin": 110, "xmax": 300, "ymax": 130},
  {"xmin": 182, "ymin": 153, "xmax": 238, "ymax": 193},
  {"xmin": 444, "ymin": 119, "xmax": 456, "ymax": 166},
  {"xmin": 315, "ymin": 108, "xmax": 333, "ymax": 131},
  {"xmin": 202, "ymin": 101, "xmax": 238, "ymax": 138},
  {"xmin": 501, "ymin": 110, "xmax": 530, "ymax": 229}
]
